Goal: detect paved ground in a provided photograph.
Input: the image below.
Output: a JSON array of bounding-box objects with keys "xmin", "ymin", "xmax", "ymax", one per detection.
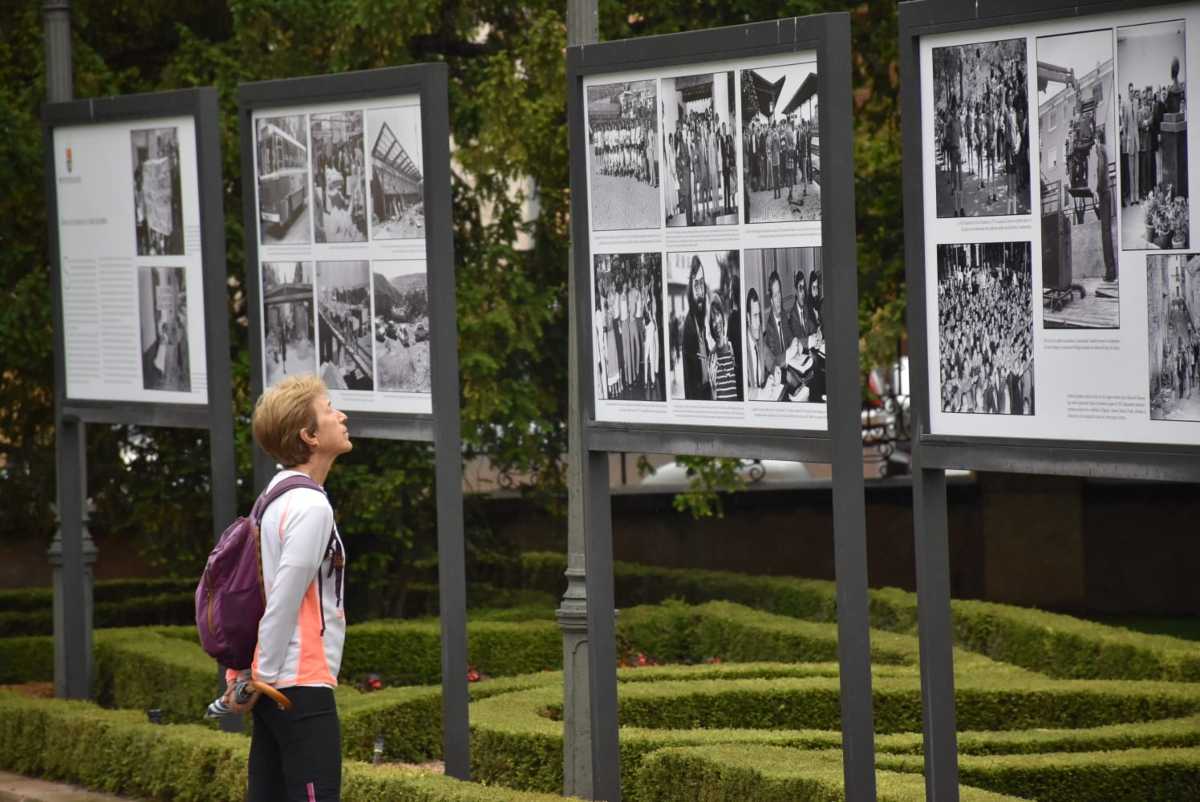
[
  {"xmin": 589, "ymin": 173, "xmax": 660, "ymax": 231},
  {"xmin": 746, "ymin": 182, "xmax": 821, "ymax": 223},
  {"xmin": 1043, "ymin": 276, "xmax": 1120, "ymax": 329},
  {"xmin": 1153, "ymin": 387, "xmax": 1200, "ymax": 422},
  {"xmin": 935, "ymin": 165, "xmax": 1029, "ymax": 217},
  {"xmin": 0, "ymin": 772, "xmax": 133, "ymax": 802},
  {"xmin": 372, "ymin": 209, "xmax": 424, "ymax": 240}
]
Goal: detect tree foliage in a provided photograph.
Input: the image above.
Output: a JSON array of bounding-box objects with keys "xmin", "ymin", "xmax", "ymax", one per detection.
[{"xmin": 0, "ymin": 1, "xmax": 904, "ymax": 595}]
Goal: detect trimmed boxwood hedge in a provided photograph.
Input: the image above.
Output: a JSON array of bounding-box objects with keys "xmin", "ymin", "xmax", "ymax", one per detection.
[
  {"xmin": 0, "ymin": 592, "xmax": 198, "ymax": 637},
  {"xmin": 633, "ymin": 745, "xmax": 1025, "ymax": 801},
  {"xmin": 0, "ymin": 690, "xmax": 576, "ymax": 802},
  {"xmin": 878, "ymin": 747, "xmax": 1200, "ymax": 802},
  {"xmin": 475, "ymin": 552, "xmax": 1200, "ymax": 682},
  {"xmin": 0, "ymin": 578, "xmax": 195, "ymax": 612},
  {"xmin": 464, "ymin": 663, "xmax": 1200, "ymax": 800}
]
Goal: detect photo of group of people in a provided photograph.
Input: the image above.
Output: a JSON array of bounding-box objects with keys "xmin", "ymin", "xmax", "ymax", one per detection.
[
  {"xmin": 937, "ymin": 241, "xmax": 1035, "ymax": 415},
  {"xmin": 137, "ymin": 265, "xmax": 190, "ymax": 392},
  {"xmin": 1037, "ymin": 28, "xmax": 1120, "ymax": 329},
  {"xmin": 590, "ymin": 245, "xmax": 828, "ymax": 409},
  {"xmin": 932, "ymin": 38, "xmax": 1031, "ymax": 218},
  {"xmin": 742, "ymin": 247, "xmax": 825, "ymax": 403},
  {"xmin": 312, "ymin": 111, "xmax": 368, "ymax": 243},
  {"xmin": 586, "ymin": 79, "xmax": 661, "ymax": 231},
  {"xmin": 592, "ymin": 253, "xmax": 665, "ymax": 402},
  {"xmin": 583, "ymin": 59, "xmax": 824, "ymax": 234},
  {"xmin": 668, "ymin": 250, "xmax": 742, "ymax": 402},
  {"xmin": 662, "ymin": 72, "xmax": 738, "ymax": 227},
  {"xmin": 1118, "ymin": 19, "xmax": 1189, "ymax": 251},
  {"xmin": 131, "ymin": 127, "xmax": 183, "ymax": 255},
  {"xmin": 741, "ymin": 63, "xmax": 820, "ymax": 223},
  {"xmin": 1147, "ymin": 253, "xmax": 1200, "ymax": 422},
  {"xmin": 254, "ymin": 104, "xmax": 427, "ymax": 245},
  {"xmin": 260, "ymin": 258, "xmax": 431, "ymax": 395}
]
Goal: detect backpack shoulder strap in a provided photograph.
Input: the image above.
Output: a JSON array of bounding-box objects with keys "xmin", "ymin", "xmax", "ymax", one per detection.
[{"xmin": 251, "ymin": 475, "xmax": 326, "ymax": 525}]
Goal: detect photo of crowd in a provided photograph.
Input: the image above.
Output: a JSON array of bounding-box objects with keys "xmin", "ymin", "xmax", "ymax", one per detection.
[
  {"xmin": 368, "ymin": 106, "xmax": 425, "ymax": 240},
  {"xmin": 740, "ymin": 62, "xmax": 820, "ymax": 223},
  {"xmin": 742, "ymin": 247, "xmax": 825, "ymax": 403},
  {"xmin": 661, "ymin": 72, "xmax": 738, "ymax": 227},
  {"xmin": 667, "ymin": 250, "xmax": 742, "ymax": 402},
  {"xmin": 131, "ymin": 127, "xmax": 183, "ymax": 255},
  {"xmin": 1118, "ymin": 20, "xmax": 1189, "ymax": 250},
  {"xmin": 261, "ymin": 261, "xmax": 317, "ymax": 386},
  {"xmin": 1036, "ymin": 29, "xmax": 1120, "ymax": 329},
  {"xmin": 312, "ymin": 111, "xmax": 368, "ymax": 243},
  {"xmin": 1147, "ymin": 253, "xmax": 1200, "ymax": 422},
  {"xmin": 592, "ymin": 252, "xmax": 665, "ymax": 402},
  {"xmin": 932, "ymin": 38, "xmax": 1031, "ymax": 217},
  {"xmin": 255, "ymin": 114, "xmax": 310, "ymax": 244},
  {"xmin": 137, "ymin": 266, "xmax": 190, "ymax": 392},
  {"xmin": 937, "ymin": 241, "xmax": 1035, "ymax": 415},
  {"xmin": 316, "ymin": 260, "xmax": 374, "ymax": 391},
  {"xmin": 586, "ymin": 79, "xmax": 660, "ymax": 231},
  {"xmin": 373, "ymin": 260, "xmax": 430, "ymax": 393}
]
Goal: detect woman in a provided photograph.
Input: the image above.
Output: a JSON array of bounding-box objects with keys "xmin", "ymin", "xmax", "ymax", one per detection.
[{"xmin": 225, "ymin": 374, "xmax": 351, "ymax": 802}]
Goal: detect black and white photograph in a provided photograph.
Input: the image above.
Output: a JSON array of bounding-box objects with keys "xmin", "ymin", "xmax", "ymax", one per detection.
[
  {"xmin": 937, "ymin": 241, "xmax": 1035, "ymax": 415},
  {"xmin": 130, "ymin": 127, "xmax": 183, "ymax": 255},
  {"xmin": 585, "ymin": 79, "xmax": 660, "ymax": 231},
  {"xmin": 137, "ymin": 265, "xmax": 190, "ymax": 392},
  {"xmin": 740, "ymin": 62, "xmax": 820, "ymax": 223},
  {"xmin": 261, "ymin": 261, "xmax": 317, "ymax": 386},
  {"xmin": 593, "ymin": 252, "xmax": 665, "ymax": 402},
  {"xmin": 368, "ymin": 106, "xmax": 424, "ymax": 240},
  {"xmin": 932, "ymin": 38, "xmax": 1031, "ymax": 218},
  {"xmin": 312, "ymin": 111, "xmax": 368, "ymax": 243},
  {"xmin": 256, "ymin": 114, "xmax": 310, "ymax": 244},
  {"xmin": 373, "ymin": 260, "xmax": 430, "ymax": 393},
  {"xmin": 316, "ymin": 260, "xmax": 374, "ymax": 391},
  {"xmin": 1117, "ymin": 20, "xmax": 1189, "ymax": 251},
  {"xmin": 661, "ymin": 72, "xmax": 738, "ymax": 227},
  {"xmin": 1147, "ymin": 253, "xmax": 1200, "ymax": 422},
  {"xmin": 1037, "ymin": 29, "xmax": 1120, "ymax": 329},
  {"xmin": 667, "ymin": 250, "xmax": 742, "ymax": 402},
  {"xmin": 742, "ymin": 247, "xmax": 825, "ymax": 403}
]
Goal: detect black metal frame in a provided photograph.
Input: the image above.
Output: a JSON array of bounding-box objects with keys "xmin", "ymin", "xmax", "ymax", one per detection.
[
  {"xmin": 899, "ymin": 2, "xmax": 1199, "ymax": 800},
  {"xmin": 46, "ymin": 88, "xmax": 234, "ymax": 432},
  {"xmin": 44, "ymin": 87, "xmax": 237, "ymax": 698},
  {"xmin": 568, "ymin": 14, "xmax": 875, "ymax": 802},
  {"xmin": 236, "ymin": 64, "xmax": 469, "ymax": 780}
]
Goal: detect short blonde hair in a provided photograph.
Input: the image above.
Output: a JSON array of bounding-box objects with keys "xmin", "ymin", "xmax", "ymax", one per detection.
[{"xmin": 252, "ymin": 374, "xmax": 326, "ymax": 467}]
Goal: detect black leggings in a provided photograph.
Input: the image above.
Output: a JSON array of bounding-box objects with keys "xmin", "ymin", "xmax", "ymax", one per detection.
[{"xmin": 247, "ymin": 686, "xmax": 341, "ymax": 802}]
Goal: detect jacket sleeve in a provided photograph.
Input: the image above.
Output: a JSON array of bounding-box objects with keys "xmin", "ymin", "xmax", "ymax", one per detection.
[{"xmin": 252, "ymin": 496, "xmax": 332, "ymax": 685}]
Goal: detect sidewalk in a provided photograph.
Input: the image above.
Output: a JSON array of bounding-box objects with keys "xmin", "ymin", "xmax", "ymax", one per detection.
[{"xmin": 0, "ymin": 772, "xmax": 134, "ymax": 802}]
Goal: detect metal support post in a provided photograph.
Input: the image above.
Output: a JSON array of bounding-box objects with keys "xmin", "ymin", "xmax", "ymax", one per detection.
[
  {"xmin": 912, "ymin": 452, "xmax": 959, "ymax": 802},
  {"xmin": 45, "ymin": 0, "xmax": 94, "ymax": 702},
  {"xmin": 560, "ymin": 0, "xmax": 599, "ymax": 796},
  {"xmin": 821, "ymin": 15, "xmax": 878, "ymax": 801}
]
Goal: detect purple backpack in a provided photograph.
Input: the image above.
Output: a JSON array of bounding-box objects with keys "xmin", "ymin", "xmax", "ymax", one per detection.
[{"xmin": 195, "ymin": 475, "xmax": 325, "ymax": 669}]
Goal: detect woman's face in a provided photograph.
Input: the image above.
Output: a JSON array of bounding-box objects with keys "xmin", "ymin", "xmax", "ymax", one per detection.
[{"xmin": 308, "ymin": 394, "xmax": 352, "ymax": 457}]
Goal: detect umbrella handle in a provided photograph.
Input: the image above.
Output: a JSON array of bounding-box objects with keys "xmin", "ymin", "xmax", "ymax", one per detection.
[{"xmin": 248, "ymin": 680, "xmax": 293, "ymax": 712}]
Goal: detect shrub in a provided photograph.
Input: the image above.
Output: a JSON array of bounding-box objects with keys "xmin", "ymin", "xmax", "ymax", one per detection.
[
  {"xmin": 0, "ymin": 691, "xmax": 576, "ymax": 802},
  {"xmin": 634, "ymin": 745, "xmax": 1024, "ymax": 801}
]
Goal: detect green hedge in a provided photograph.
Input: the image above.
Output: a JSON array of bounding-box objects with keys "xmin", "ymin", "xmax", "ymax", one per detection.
[
  {"xmin": 633, "ymin": 745, "xmax": 1025, "ymax": 801},
  {"xmin": 0, "ymin": 578, "xmax": 195, "ymax": 612},
  {"xmin": 0, "ymin": 691, "xmax": 576, "ymax": 802},
  {"xmin": 0, "ymin": 592, "xmax": 198, "ymax": 637},
  {"xmin": 477, "ymin": 552, "xmax": 1200, "ymax": 682},
  {"xmin": 0, "ymin": 635, "xmax": 53, "ymax": 683},
  {"xmin": 466, "ymin": 663, "xmax": 1200, "ymax": 799},
  {"xmin": 340, "ymin": 619, "xmax": 562, "ymax": 686},
  {"xmin": 92, "ymin": 629, "xmax": 221, "ymax": 724},
  {"xmin": 878, "ymin": 747, "xmax": 1200, "ymax": 802}
]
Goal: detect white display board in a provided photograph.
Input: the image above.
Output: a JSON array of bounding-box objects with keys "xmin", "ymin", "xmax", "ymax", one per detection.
[
  {"xmin": 920, "ymin": 3, "xmax": 1200, "ymax": 445},
  {"xmin": 584, "ymin": 51, "xmax": 828, "ymax": 431},
  {"xmin": 53, "ymin": 117, "xmax": 207, "ymax": 404},
  {"xmin": 250, "ymin": 96, "xmax": 431, "ymax": 415}
]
